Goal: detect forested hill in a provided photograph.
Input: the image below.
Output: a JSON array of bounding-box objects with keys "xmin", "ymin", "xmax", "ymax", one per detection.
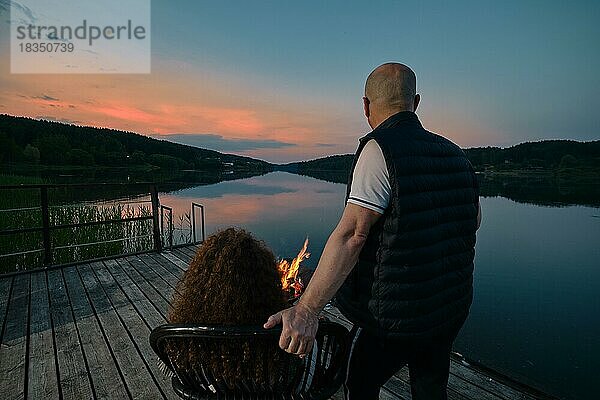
[
  {"xmin": 279, "ymin": 139, "xmax": 600, "ymax": 184},
  {"xmin": 0, "ymin": 114, "xmax": 272, "ymax": 172}
]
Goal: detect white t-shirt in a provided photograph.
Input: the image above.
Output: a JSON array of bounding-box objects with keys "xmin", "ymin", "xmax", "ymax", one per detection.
[{"xmin": 346, "ymin": 139, "xmax": 391, "ymax": 214}]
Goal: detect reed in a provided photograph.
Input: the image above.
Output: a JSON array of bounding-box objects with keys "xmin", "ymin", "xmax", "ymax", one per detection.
[{"xmin": 0, "ymin": 175, "xmax": 154, "ymax": 274}]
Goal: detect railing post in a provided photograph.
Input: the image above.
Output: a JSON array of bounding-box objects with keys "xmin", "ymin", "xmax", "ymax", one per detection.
[
  {"xmin": 201, "ymin": 205, "xmax": 205, "ymax": 242},
  {"xmin": 169, "ymin": 210, "xmax": 174, "ymax": 249},
  {"xmin": 192, "ymin": 203, "xmax": 196, "ymax": 243},
  {"xmin": 191, "ymin": 202, "xmax": 206, "ymax": 244},
  {"xmin": 150, "ymin": 185, "xmax": 162, "ymax": 252},
  {"xmin": 40, "ymin": 187, "xmax": 52, "ymax": 266},
  {"xmin": 160, "ymin": 205, "xmax": 164, "ymax": 248},
  {"xmin": 160, "ymin": 205, "xmax": 174, "ymax": 250}
]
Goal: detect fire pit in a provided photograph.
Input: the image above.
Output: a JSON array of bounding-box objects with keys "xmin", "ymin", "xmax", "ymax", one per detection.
[{"xmin": 277, "ymin": 238, "xmax": 314, "ymax": 300}]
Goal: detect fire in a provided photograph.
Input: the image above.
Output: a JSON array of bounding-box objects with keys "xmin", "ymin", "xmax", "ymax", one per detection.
[{"xmin": 278, "ymin": 238, "xmax": 310, "ymax": 298}]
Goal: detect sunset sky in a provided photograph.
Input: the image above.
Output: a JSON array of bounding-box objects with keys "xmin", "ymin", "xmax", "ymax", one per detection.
[{"xmin": 1, "ymin": 0, "xmax": 599, "ymax": 163}]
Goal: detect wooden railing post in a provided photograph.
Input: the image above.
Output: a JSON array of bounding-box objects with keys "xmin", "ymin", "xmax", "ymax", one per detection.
[
  {"xmin": 150, "ymin": 185, "xmax": 162, "ymax": 252},
  {"xmin": 40, "ymin": 187, "xmax": 52, "ymax": 266}
]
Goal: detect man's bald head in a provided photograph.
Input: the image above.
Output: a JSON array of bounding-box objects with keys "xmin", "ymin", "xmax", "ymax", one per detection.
[{"xmin": 365, "ymin": 63, "xmax": 418, "ymax": 113}]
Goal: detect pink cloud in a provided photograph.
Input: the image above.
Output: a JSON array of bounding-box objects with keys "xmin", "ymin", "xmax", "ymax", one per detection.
[{"xmin": 0, "ymin": 58, "xmax": 500, "ymax": 162}]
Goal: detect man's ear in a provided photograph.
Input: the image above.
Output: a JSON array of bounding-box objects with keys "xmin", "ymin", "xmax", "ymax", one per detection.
[
  {"xmin": 413, "ymin": 94, "xmax": 420, "ymax": 112},
  {"xmin": 363, "ymin": 97, "xmax": 370, "ymax": 119}
]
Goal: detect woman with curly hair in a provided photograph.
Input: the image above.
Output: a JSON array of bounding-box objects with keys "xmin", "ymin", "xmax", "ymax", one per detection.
[{"xmin": 167, "ymin": 227, "xmax": 303, "ymax": 392}]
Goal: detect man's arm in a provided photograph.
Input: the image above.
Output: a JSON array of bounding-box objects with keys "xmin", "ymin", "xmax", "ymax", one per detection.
[
  {"xmin": 298, "ymin": 203, "xmax": 381, "ymax": 314},
  {"xmin": 264, "ymin": 203, "xmax": 381, "ymax": 356}
]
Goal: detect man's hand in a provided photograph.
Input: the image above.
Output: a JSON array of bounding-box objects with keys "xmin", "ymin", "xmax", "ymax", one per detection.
[{"xmin": 263, "ymin": 302, "xmax": 319, "ymax": 358}]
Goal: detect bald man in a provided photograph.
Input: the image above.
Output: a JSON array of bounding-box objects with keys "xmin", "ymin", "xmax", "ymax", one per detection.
[{"xmin": 265, "ymin": 63, "xmax": 481, "ymax": 399}]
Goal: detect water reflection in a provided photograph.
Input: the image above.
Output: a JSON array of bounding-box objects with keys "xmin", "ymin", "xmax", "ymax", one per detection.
[
  {"xmin": 292, "ymin": 169, "xmax": 600, "ymax": 208},
  {"xmin": 160, "ymin": 172, "xmax": 345, "ymax": 261},
  {"xmin": 159, "ymin": 171, "xmax": 599, "ymax": 400},
  {"xmin": 455, "ymin": 197, "xmax": 600, "ymax": 400}
]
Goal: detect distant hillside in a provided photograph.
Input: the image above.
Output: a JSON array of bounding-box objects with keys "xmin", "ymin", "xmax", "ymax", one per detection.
[
  {"xmin": 0, "ymin": 114, "xmax": 272, "ymax": 172},
  {"xmin": 280, "ymin": 139, "xmax": 600, "ymax": 184},
  {"xmin": 465, "ymin": 140, "xmax": 600, "ymax": 171}
]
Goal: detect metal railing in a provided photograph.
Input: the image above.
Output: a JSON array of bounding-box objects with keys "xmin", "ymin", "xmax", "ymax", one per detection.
[
  {"xmin": 160, "ymin": 204, "xmax": 174, "ymax": 250},
  {"xmin": 191, "ymin": 202, "xmax": 206, "ymax": 243},
  {"xmin": 0, "ymin": 183, "xmax": 161, "ymax": 269},
  {"xmin": 1, "ymin": 183, "xmax": 208, "ymax": 274}
]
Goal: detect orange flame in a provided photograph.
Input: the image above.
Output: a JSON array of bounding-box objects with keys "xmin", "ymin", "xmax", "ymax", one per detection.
[{"xmin": 278, "ymin": 238, "xmax": 310, "ymax": 296}]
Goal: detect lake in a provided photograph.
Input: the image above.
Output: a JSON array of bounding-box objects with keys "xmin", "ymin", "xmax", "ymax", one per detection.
[{"xmin": 158, "ymin": 171, "xmax": 599, "ymax": 400}]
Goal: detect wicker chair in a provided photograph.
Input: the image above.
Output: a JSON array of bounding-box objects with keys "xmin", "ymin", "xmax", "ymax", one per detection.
[{"xmin": 150, "ymin": 319, "xmax": 349, "ymax": 400}]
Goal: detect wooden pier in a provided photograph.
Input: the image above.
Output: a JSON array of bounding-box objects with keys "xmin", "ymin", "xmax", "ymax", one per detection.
[{"xmin": 0, "ymin": 244, "xmax": 555, "ymax": 399}]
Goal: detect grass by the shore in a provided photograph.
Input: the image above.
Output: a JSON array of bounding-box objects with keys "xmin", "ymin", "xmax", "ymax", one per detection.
[{"xmin": 0, "ymin": 174, "xmax": 154, "ymax": 274}]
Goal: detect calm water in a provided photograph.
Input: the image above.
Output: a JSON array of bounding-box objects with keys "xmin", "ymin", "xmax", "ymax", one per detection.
[{"xmin": 160, "ymin": 171, "xmax": 599, "ymax": 400}]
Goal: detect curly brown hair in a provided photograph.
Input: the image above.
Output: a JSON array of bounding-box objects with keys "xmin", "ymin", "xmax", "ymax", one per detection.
[{"xmin": 167, "ymin": 228, "xmax": 297, "ymax": 391}]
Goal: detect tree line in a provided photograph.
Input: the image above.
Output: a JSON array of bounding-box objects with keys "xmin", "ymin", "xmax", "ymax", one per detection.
[
  {"xmin": 0, "ymin": 114, "xmax": 272, "ymax": 172},
  {"xmin": 287, "ymin": 139, "xmax": 600, "ymax": 175}
]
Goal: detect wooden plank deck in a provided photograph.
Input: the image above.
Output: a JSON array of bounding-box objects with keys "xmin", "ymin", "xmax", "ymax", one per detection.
[{"xmin": 0, "ymin": 244, "xmax": 556, "ymax": 400}]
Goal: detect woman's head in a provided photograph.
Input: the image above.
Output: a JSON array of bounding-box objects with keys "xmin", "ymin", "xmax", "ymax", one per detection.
[
  {"xmin": 169, "ymin": 227, "xmax": 287, "ymax": 325},
  {"xmin": 166, "ymin": 228, "xmax": 296, "ymax": 390}
]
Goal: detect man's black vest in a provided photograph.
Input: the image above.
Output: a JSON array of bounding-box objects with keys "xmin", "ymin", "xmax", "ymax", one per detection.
[{"xmin": 335, "ymin": 111, "xmax": 479, "ymax": 339}]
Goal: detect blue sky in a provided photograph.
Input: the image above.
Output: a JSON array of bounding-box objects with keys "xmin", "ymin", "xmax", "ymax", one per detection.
[
  {"xmin": 153, "ymin": 1, "xmax": 600, "ymax": 142},
  {"xmin": 1, "ymin": 0, "xmax": 599, "ymax": 162}
]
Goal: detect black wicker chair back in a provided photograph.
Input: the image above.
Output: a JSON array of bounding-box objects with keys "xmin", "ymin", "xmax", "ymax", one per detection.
[{"xmin": 150, "ymin": 320, "xmax": 349, "ymax": 400}]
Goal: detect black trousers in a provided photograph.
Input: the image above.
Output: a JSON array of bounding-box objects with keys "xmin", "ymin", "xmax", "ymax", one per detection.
[{"xmin": 344, "ymin": 325, "xmax": 461, "ymax": 400}]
